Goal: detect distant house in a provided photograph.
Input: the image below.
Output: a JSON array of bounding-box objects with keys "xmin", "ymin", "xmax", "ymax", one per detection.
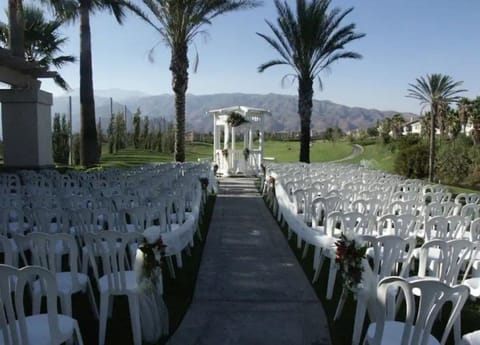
[
  {"xmin": 402, "ymin": 119, "xmax": 422, "ymax": 135},
  {"xmin": 185, "ymin": 130, "xmax": 195, "ymax": 142},
  {"xmin": 464, "ymin": 121, "xmax": 474, "ymax": 135}
]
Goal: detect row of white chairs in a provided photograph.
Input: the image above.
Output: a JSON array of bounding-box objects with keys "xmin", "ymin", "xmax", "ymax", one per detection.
[{"xmin": 264, "ymin": 162, "xmax": 480, "ymax": 345}]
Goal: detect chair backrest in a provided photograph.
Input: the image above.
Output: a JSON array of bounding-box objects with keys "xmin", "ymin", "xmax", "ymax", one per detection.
[
  {"xmin": 363, "ymin": 235, "xmax": 416, "ymax": 278},
  {"xmin": 84, "ymin": 231, "xmax": 143, "ymax": 293},
  {"xmin": 387, "ymin": 200, "xmax": 417, "ymax": 216},
  {"xmin": 0, "ymin": 265, "xmax": 64, "ymax": 345},
  {"xmin": 369, "ymin": 276, "xmax": 468, "ymax": 345},
  {"xmin": 28, "ymin": 232, "xmax": 81, "ymax": 291},
  {"xmin": 0, "ymin": 235, "xmax": 15, "ymax": 266},
  {"xmin": 377, "ymin": 214, "xmax": 416, "ymax": 238},
  {"xmin": 119, "ymin": 206, "xmax": 150, "ymax": 233},
  {"xmin": 32, "ymin": 207, "xmax": 70, "ymax": 233},
  {"xmin": 417, "ymin": 239, "xmax": 474, "ymax": 285},
  {"xmin": 340, "ymin": 212, "xmax": 375, "ymax": 236}
]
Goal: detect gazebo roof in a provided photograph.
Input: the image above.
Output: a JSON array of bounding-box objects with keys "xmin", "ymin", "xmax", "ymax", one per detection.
[{"xmin": 208, "ymin": 105, "xmax": 271, "ymax": 117}]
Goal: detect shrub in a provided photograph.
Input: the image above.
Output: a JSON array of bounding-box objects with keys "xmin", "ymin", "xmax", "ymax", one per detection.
[
  {"xmin": 393, "ymin": 143, "xmax": 429, "ymax": 179},
  {"xmin": 436, "ymin": 145, "xmax": 471, "ymax": 185}
]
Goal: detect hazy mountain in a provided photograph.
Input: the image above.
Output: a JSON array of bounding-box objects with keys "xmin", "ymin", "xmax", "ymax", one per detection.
[{"xmin": 53, "ymin": 91, "xmax": 416, "ymax": 133}]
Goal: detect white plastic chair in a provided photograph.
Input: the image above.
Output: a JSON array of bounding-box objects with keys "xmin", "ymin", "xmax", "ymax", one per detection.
[
  {"xmin": 84, "ymin": 231, "xmax": 144, "ymax": 345},
  {"xmin": 462, "ymin": 330, "xmax": 480, "ymax": 345},
  {"xmin": 377, "ymin": 214, "xmax": 416, "ymax": 238},
  {"xmin": 363, "ymin": 276, "xmax": 468, "ymax": 345},
  {"xmin": 0, "ymin": 264, "xmax": 84, "ymax": 345},
  {"xmin": 28, "ymin": 232, "xmax": 98, "ymax": 318}
]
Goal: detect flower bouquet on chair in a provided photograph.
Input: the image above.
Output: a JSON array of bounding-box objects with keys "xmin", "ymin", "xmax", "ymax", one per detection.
[
  {"xmin": 333, "ymin": 232, "xmax": 367, "ymax": 321},
  {"xmin": 135, "ymin": 227, "xmax": 167, "ymax": 293},
  {"xmin": 335, "ymin": 232, "xmax": 367, "ymax": 294},
  {"xmin": 134, "ymin": 226, "xmax": 169, "ymax": 342}
]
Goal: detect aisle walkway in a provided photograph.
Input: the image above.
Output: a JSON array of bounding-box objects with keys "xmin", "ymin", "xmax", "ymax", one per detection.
[{"xmin": 168, "ymin": 178, "xmax": 331, "ymax": 345}]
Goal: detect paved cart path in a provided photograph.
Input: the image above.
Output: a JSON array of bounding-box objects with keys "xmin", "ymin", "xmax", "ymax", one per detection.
[{"xmin": 167, "ymin": 177, "xmax": 332, "ymax": 345}]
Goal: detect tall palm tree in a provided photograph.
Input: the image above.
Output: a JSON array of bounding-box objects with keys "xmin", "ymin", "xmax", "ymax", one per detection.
[
  {"xmin": 140, "ymin": 0, "xmax": 261, "ymax": 162},
  {"xmin": 0, "ymin": 5, "xmax": 76, "ymax": 90},
  {"xmin": 390, "ymin": 113, "xmax": 405, "ymax": 139},
  {"xmin": 8, "ymin": 0, "xmax": 24, "ymax": 57},
  {"xmin": 47, "ymin": 0, "xmax": 145, "ymax": 167},
  {"xmin": 458, "ymin": 97, "xmax": 473, "ymax": 135},
  {"xmin": 407, "ymin": 73, "xmax": 466, "ymax": 182},
  {"xmin": 257, "ymin": 0, "xmax": 364, "ymax": 163},
  {"xmin": 7, "ymin": 0, "xmax": 73, "ymax": 58}
]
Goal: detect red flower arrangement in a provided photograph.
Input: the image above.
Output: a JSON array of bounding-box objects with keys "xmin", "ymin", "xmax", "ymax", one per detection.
[
  {"xmin": 335, "ymin": 233, "xmax": 367, "ymax": 293},
  {"xmin": 138, "ymin": 236, "xmax": 167, "ymax": 291}
]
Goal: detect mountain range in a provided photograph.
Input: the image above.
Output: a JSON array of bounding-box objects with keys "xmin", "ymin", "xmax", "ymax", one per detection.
[{"xmin": 52, "ymin": 90, "xmax": 416, "ymax": 133}]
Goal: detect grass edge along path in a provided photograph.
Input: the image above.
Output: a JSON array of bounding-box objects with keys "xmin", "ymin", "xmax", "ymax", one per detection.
[
  {"xmin": 158, "ymin": 194, "xmax": 216, "ymax": 345},
  {"xmin": 259, "ymin": 181, "xmax": 480, "ymax": 345}
]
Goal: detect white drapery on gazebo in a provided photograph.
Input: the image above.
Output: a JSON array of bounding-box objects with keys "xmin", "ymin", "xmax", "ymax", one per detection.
[{"xmin": 208, "ymin": 106, "xmax": 270, "ymax": 176}]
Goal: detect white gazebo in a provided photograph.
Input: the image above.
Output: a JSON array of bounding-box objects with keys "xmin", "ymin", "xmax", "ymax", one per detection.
[{"xmin": 208, "ymin": 106, "xmax": 270, "ymax": 176}]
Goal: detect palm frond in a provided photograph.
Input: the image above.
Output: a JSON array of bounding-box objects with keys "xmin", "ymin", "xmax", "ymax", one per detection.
[{"xmin": 258, "ymin": 59, "xmax": 289, "ymax": 73}]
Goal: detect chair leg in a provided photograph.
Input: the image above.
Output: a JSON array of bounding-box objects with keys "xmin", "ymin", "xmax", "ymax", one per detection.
[
  {"xmin": 87, "ymin": 281, "xmax": 99, "ymax": 319},
  {"xmin": 312, "ymin": 254, "xmax": 325, "ymax": 283},
  {"xmin": 166, "ymin": 256, "xmax": 176, "ymax": 279},
  {"xmin": 98, "ymin": 293, "xmax": 109, "ymax": 345},
  {"xmin": 176, "ymin": 253, "xmax": 183, "ymax": 268},
  {"xmin": 127, "ymin": 294, "xmax": 142, "ymax": 345},
  {"xmin": 302, "ymin": 243, "xmax": 309, "ymax": 259},
  {"xmin": 326, "ymin": 259, "xmax": 338, "ymax": 300},
  {"xmin": 74, "ymin": 320, "xmax": 84, "ymax": 345}
]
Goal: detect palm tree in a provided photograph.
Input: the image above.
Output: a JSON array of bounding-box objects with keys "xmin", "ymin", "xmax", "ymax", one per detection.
[
  {"xmin": 7, "ymin": 0, "xmax": 73, "ymax": 58},
  {"xmin": 390, "ymin": 113, "xmax": 405, "ymax": 139},
  {"xmin": 445, "ymin": 107, "xmax": 461, "ymax": 141},
  {"xmin": 140, "ymin": 0, "xmax": 260, "ymax": 162},
  {"xmin": 458, "ymin": 97, "xmax": 473, "ymax": 135},
  {"xmin": 47, "ymin": 0, "xmax": 145, "ymax": 167},
  {"xmin": 407, "ymin": 73, "xmax": 466, "ymax": 182},
  {"xmin": 257, "ymin": 0, "xmax": 365, "ymax": 163},
  {"xmin": 0, "ymin": 5, "xmax": 76, "ymax": 90},
  {"xmin": 8, "ymin": 0, "xmax": 24, "ymax": 57}
]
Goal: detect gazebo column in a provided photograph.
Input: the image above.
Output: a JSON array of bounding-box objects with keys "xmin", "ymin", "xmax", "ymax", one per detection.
[
  {"xmin": 0, "ymin": 87, "xmax": 54, "ymax": 169},
  {"xmin": 213, "ymin": 116, "xmax": 218, "ymax": 160},
  {"xmin": 248, "ymin": 126, "xmax": 253, "ymax": 150},
  {"xmin": 259, "ymin": 130, "xmax": 264, "ymax": 163},
  {"xmin": 224, "ymin": 124, "xmax": 229, "ymax": 149}
]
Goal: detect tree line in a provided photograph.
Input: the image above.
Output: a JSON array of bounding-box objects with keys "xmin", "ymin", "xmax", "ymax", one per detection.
[{"xmin": 52, "ymin": 108, "xmax": 176, "ymax": 165}]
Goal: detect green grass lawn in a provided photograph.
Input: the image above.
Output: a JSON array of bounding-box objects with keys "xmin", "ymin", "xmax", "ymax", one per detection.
[
  {"xmin": 100, "ymin": 142, "xmax": 212, "ymax": 167},
  {"xmin": 343, "ymin": 143, "xmax": 396, "ymax": 173},
  {"xmin": 264, "ymin": 140, "xmax": 353, "ymax": 162},
  {"xmin": 98, "ymin": 140, "xmax": 354, "ymax": 167}
]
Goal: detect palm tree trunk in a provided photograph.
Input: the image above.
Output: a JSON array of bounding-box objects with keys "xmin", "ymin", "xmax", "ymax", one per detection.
[
  {"xmin": 298, "ymin": 78, "xmax": 313, "ymax": 163},
  {"xmin": 428, "ymin": 104, "xmax": 437, "ymax": 182},
  {"xmin": 79, "ymin": 0, "xmax": 99, "ymax": 167},
  {"xmin": 8, "ymin": 0, "xmax": 24, "ymax": 58},
  {"xmin": 170, "ymin": 42, "xmax": 188, "ymax": 163}
]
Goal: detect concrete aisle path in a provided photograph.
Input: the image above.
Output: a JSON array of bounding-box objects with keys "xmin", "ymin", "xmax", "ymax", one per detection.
[{"xmin": 167, "ymin": 178, "xmax": 332, "ymax": 345}]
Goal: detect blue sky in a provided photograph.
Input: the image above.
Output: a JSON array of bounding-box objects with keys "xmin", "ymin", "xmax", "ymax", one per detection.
[{"xmin": 1, "ymin": 0, "xmax": 480, "ymax": 113}]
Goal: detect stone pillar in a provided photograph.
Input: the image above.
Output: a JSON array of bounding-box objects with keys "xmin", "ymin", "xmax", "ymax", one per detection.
[{"xmin": 0, "ymin": 88, "xmax": 54, "ymax": 169}]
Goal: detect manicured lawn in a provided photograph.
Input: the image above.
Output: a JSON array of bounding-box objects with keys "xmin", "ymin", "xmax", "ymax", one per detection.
[
  {"xmin": 100, "ymin": 142, "xmax": 212, "ymax": 167},
  {"xmin": 343, "ymin": 143, "xmax": 396, "ymax": 173},
  {"xmin": 98, "ymin": 140, "xmax": 354, "ymax": 167},
  {"xmin": 264, "ymin": 140, "xmax": 353, "ymax": 162}
]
